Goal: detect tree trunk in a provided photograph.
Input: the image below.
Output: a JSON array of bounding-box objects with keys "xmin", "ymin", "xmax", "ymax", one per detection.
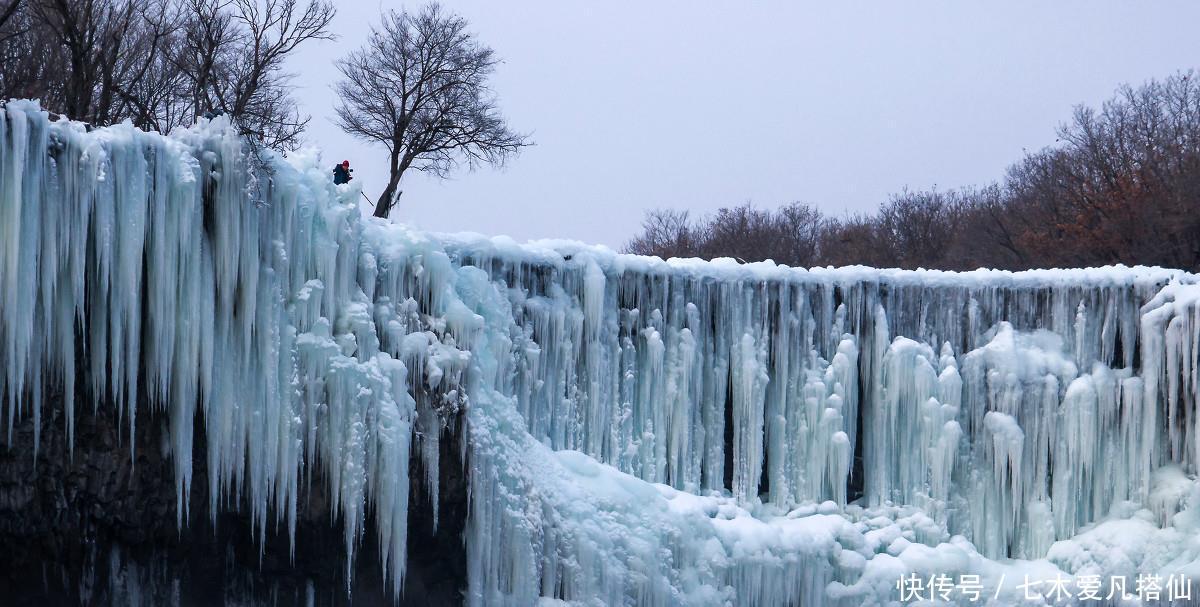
[
  {"xmin": 373, "ymin": 176, "xmax": 402, "ymax": 218},
  {"xmin": 374, "ymin": 150, "xmax": 406, "ymax": 218}
]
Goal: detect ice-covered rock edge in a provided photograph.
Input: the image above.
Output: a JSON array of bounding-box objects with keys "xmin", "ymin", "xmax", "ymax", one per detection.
[{"xmin": 3, "ymin": 101, "xmax": 1200, "ymax": 605}]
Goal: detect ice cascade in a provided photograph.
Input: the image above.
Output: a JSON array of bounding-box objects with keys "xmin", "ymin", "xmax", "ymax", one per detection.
[{"xmin": 4, "ymin": 102, "xmax": 1200, "ymax": 605}]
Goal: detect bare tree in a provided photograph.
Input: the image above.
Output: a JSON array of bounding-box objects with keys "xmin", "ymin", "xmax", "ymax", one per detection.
[
  {"xmin": 625, "ymin": 209, "xmax": 698, "ymax": 259},
  {"xmin": 949, "ymin": 185, "xmax": 1028, "ymax": 270},
  {"xmin": 172, "ymin": 0, "xmax": 334, "ymax": 149},
  {"xmin": 334, "ymin": 3, "xmax": 530, "ymax": 218},
  {"xmin": 815, "ymin": 214, "xmax": 893, "ymax": 269},
  {"xmin": 997, "ymin": 71, "xmax": 1200, "ymax": 269},
  {"xmin": 702, "ymin": 204, "xmax": 794, "ymax": 264},
  {"xmin": 0, "ymin": 1, "xmax": 62, "ymax": 103},
  {"xmin": 219, "ymin": 0, "xmax": 333, "ymax": 148},
  {"xmin": 21, "ymin": 0, "xmax": 177, "ymax": 126},
  {"xmin": 626, "ymin": 202, "xmax": 824, "ymax": 267},
  {"xmin": 777, "ymin": 202, "xmax": 823, "ymax": 267},
  {"xmin": 875, "ymin": 189, "xmax": 964, "ymax": 269}
]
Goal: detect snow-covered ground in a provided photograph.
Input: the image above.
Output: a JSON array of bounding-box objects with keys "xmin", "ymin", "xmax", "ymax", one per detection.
[{"xmin": 2, "ymin": 101, "xmax": 1200, "ymax": 605}]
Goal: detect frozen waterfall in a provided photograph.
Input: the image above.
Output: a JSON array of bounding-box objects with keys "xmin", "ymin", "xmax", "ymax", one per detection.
[{"xmin": 3, "ymin": 101, "xmax": 1200, "ymax": 605}]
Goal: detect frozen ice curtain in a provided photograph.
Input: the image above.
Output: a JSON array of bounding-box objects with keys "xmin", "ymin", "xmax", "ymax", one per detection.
[{"xmin": 3, "ymin": 101, "xmax": 1200, "ymax": 605}]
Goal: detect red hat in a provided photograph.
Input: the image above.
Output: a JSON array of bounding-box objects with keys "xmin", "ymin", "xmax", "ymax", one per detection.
[{"xmin": 342, "ymin": 160, "xmax": 350, "ymax": 167}]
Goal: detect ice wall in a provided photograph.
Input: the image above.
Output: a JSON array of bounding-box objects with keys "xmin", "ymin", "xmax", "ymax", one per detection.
[
  {"xmin": 442, "ymin": 238, "xmax": 1200, "ymax": 604},
  {"xmin": 3, "ymin": 101, "xmax": 1200, "ymax": 605},
  {"xmin": 0, "ymin": 101, "xmax": 463, "ymax": 598}
]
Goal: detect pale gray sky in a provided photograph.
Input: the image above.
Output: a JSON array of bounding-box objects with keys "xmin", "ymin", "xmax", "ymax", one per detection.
[{"xmin": 289, "ymin": 1, "xmax": 1200, "ymax": 249}]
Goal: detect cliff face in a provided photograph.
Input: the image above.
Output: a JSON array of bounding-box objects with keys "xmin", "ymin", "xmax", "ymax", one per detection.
[{"xmin": 0, "ymin": 390, "xmax": 467, "ymax": 606}]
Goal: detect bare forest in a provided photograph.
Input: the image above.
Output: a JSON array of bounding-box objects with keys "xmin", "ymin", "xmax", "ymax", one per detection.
[
  {"xmin": 0, "ymin": 0, "xmax": 334, "ymax": 150},
  {"xmin": 627, "ymin": 72, "xmax": 1200, "ymax": 272}
]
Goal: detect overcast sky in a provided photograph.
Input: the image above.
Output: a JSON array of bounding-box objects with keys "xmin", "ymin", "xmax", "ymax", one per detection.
[{"xmin": 289, "ymin": 1, "xmax": 1200, "ymax": 249}]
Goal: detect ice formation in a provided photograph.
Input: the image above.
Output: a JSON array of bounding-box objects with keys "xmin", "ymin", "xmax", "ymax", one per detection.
[{"xmin": 3, "ymin": 100, "xmax": 1200, "ymax": 605}]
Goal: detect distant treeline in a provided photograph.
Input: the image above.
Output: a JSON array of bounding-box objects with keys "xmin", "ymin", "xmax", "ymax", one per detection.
[{"xmin": 626, "ymin": 72, "xmax": 1200, "ymax": 271}]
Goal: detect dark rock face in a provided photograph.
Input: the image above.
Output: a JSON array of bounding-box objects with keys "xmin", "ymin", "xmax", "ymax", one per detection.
[{"xmin": 0, "ymin": 392, "xmax": 468, "ymax": 606}]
